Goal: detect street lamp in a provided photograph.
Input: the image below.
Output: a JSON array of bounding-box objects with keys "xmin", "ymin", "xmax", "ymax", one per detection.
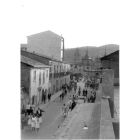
[{"xmin": 83, "ymin": 121, "xmax": 88, "ymax": 130}]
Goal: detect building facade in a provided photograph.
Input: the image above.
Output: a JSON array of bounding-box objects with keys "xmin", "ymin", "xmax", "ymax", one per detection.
[
  {"xmin": 21, "ymin": 56, "xmax": 50, "ymax": 107},
  {"xmin": 70, "ymin": 47, "xmax": 95, "ymax": 77},
  {"xmin": 100, "ymin": 50, "xmax": 119, "ymax": 85},
  {"xmin": 21, "ymin": 50, "xmax": 70, "ymax": 95},
  {"xmin": 94, "ymin": 55, "xmax": 102, "ymax": 70},
  {"xmin": 26, "ymin": 30, "xmax": 62, "ymax": 60}
]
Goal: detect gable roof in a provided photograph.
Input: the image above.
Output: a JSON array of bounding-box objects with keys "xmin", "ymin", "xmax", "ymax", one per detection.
[
  {"xmin": 21, "ymin": 50, "xmax": 70, "ymax": 64},
  {"xmin": 100, "ymin": 50, "xmax": 119, "ymax": 61},
  {"xmin": 27, "ymin": 30, "xmax": 61, "ymax": 38},
  {"xmin": 21, "ymin": 55, "xmax": 50, "ymax": 68}
]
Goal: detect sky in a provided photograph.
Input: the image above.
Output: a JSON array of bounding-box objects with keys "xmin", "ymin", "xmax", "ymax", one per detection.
[
  {"xmin": 20, "ymin": 0, "xmax": 122, "ymax": 48},
  {"xmin": 20, "ymin": 0, "xmax": 121, "ymax": 48}
]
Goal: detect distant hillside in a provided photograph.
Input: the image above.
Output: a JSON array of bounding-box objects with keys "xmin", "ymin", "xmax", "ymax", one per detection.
[{"xmin": 64, "ymin": 44, "xmax": 119, "ymax": 62}]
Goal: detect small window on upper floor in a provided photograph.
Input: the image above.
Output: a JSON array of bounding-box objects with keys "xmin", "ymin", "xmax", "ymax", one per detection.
[
  {"xmin": 46, "ymin": 70, "xmax": 48, "ymax": 78},
  {"xmin": 54, "ymin": 65, "xmax": 56, "ymax": 73},
  {"xmin": 39, "ymin": 72, "xmax": 41, "ymax": 86},
  {"xmin": 57, "ymin": 65, "xmax": 58, "ymax": 70},
  {"xmin": 43, "ymin": 72, "xmax": 45, "ymax": 84},
  {"xmin": 33, "ymin": 71, "xmax": 36, "ymax": 82},
  {"xmin": 60, "ymin": 66, "xmax": 61, "ymax": 72}
]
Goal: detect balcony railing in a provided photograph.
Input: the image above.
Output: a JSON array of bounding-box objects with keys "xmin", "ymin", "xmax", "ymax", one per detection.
[{"xmin": 49, "ymin": 71, "xmax": 70, "ymax": 80}]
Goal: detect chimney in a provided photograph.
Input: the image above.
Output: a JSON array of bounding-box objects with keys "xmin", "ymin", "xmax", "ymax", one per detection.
[{"xmin": 61, "ymin": 35, "xmax": 65, "ymax": 61}]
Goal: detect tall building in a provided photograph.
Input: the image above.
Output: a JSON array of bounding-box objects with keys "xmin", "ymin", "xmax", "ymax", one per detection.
[
  {"xmin": 26, "ymin": 30, "xmax": 63, "ymax": 60},
  {"xmin": 70, "ymin": 47, "xmax": 96, "ymax": 77},
  {"xmin": 74, "ymin": 47, "xmax": 81, "ymax": 62},
  {"xmin": 94, "ymin": 55, "xmax": 102, "ymax": 69},
  {"xmin": 21, "ymin": 50, "xmax": 70, "ymax": 95},
  {"xmin": 21, "ymin": 55, "xmax": 50, "ymax": 108},
  {"xmin": 82, "ymin": 47, "xmax": 94, "ymax": 71}
]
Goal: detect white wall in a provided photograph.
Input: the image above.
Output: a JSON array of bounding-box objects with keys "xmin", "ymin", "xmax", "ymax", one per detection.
[{"xmin": 30, "ymin": 68, "xmax": 50, "ymax": 101}]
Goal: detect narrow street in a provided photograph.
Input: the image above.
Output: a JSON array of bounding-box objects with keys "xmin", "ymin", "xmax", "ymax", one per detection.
[{"xmin": 21, "ymin": 80, "xmax": 89, "ymax": 139}]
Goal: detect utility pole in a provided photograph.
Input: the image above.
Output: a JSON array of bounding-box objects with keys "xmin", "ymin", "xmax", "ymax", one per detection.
[{"xmin": 61, "ymin": 35, "xmax": 65, "ymax": 61}]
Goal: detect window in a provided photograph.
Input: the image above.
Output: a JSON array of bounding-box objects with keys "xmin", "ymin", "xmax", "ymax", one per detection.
[
  {"xmin": 50, "ymin": 67, "xmax": 52, "ymax": 73},
  {"xmin": 46, "ymin": 70, "xmax": 48, "ymax": 78},
  {"xmin": 54, "ymin": 65, "xmax": 55, "ymax": 73},
  {"xmin": 32, "ymin": 96, "xmax": 35, "ymax": 105},
  {"xmin": 33, "ymin": 71, "xmax": 36, "ymax": 82},
  {"xmin": 57, "ymin": 65, "xmax": 58, "ymax": 73},
  {"xmin": 53, "ymin": 85, "xmax": 55, "ymax": 92},
  {"xmin": 39, "ymin": 72, "xmax": 41, "ymax": 86},
  {"xmin": 43, "ymin": 72, "xmax": 45, "ymax": 84},
  {"xmin": 60, "ymin": 66, "xmax": 61, "ymax": 72}
]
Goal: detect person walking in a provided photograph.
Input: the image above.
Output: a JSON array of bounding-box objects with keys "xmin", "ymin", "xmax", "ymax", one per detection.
[
  {"xmin": 27, "ymin": 114, "xmax": 32, "ymax": 130},
  {"xmin": 83, "ymin": 89, "xmax": 85, "ymax": 96},
  {"xmin": 65, "ymin": 88, "xmax": 67, "ymax": 96},
  {"xmin": 24, "ymin": 113, "xmax": 28, "ymax": 131},
  {"xmin": 71, "ymin": 100, "xmax": 76, "ymax": 110},
  {"xmin": 59, "ymin": 92, "xmax": 62, "ymax": 100},
  {"xmin": 62, "ymin": 92, "xmax": 64, "ymax": 100},
  {"xmin": 36, "ymin": 107, "xmax": 45, "ymax": 118},
  {"xmin": 35, "ymin": 115, "xmax": 40, "ymax": 133},
  {"xmin": 21, "ymin": 106, "xmax": 26, "ymax": 115},
  {"xmin": 48, "ymin": 93, "xmax": 49, "ymax": 102},
  {"xmin": 89, "ymin": 94, "xmax": 93, "ymax": 103},
  {"xmin": 26, "ymin": 103, "xmax": 31, "ymax": 115},
  {"xmin": 31, "ymin": 114, "xmax": 36, "ymax": 131},
  {"xmin": 78, "ymin": 88, "xmax": 81, "ymax": 96},
  {"xmin": 74, "ymin": 85, "xmax": 77, "ymax": 93},
  {"xmin": 62, "ymin": 104, "xmax": 67, "ymax": 118},
  {"xmin": 84, "ymin": 89, "xmax": 87, "ymax": 97},
  {"xmin": 49, "ymin": 93, "xmax": 52, "ymax": 101},
  {"xmin": 93, "ymin": 91, "xmax": 96, "ymax": 102},
  {"xmin": 68, "ymin": 99, "xmax": 72, "ymax": 111},
  {"xmin": 37, "ymin": 107, "xmax": 45, "ymax": 125},
  {"xmin": 21, "ymin": 114, "xmax": 26, "ymax": 130},
  {"xmin": 43, "ymin": 93, "xmax": 46, "ymax": 104},
  {"xmin": 72, "ymin": 95, "xmax": 75, "ymax": 102}
]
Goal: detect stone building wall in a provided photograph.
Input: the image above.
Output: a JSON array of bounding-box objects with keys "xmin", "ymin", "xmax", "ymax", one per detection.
[{"xmin": 21, "ymin": 63, "xmax": 30, "ymax": 94}]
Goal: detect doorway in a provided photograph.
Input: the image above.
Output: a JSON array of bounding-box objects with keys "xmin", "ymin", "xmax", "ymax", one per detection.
[{"xmin": 37, "ymin": 87, "xmax": 42, "ymax": 105}]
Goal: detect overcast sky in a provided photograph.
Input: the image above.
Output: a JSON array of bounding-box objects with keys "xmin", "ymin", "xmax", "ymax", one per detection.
[{"xmin": 21, "ymin": 0, "xmax": 121, "ymax": 48}]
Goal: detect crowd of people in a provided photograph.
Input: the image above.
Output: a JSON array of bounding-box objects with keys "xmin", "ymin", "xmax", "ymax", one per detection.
[
  {"xmin": 21, "ymin": 75, "xmax": 100, "ymax": 133},
  {"xmin": 21, "ymin": 104, "xmax": 45, "ymax": 133},
  {"xmin": 61, "ymin": 76, "xmax": 100, "ymax": 118}
]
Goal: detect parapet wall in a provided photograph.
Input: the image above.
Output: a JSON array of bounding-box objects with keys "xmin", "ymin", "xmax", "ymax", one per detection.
[
  {"xmin": 102, "ymin": 69, "xmax": 114, "ymax": 118},
  {"xmin": 100, "ymin": 69, "xmax": 119, "ymax": 139},
  {"xmin": 99, "ymin": 97, "xmax": 115, "ymax": 139},
  {"xmin": 51, "ymin": 81, "xmax": 117, "ymax": 139}
]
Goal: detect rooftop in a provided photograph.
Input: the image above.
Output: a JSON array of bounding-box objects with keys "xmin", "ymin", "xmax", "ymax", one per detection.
[
  {"xmin": 21, "ymin": 50, "xmax": 70, "ymax": 64},
  {"xmin": 100, "ymin": 50, "xmax": 119, "ymax": 61},
  {"xmin": 83, "ymin": 49, "xmax": 92, "ymax": 60},
  {"xmin": 27, "ymin": 30, "xmax": 61, "ymax": 38},
  {"xmin": 21, "ymin": 55, "xmax": 50, "ymax": 68}
]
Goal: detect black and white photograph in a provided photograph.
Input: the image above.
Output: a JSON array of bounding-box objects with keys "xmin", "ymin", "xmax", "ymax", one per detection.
[{"xmin": 20, "ymin": 0, "xmax": 120, "ymax": 139}]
